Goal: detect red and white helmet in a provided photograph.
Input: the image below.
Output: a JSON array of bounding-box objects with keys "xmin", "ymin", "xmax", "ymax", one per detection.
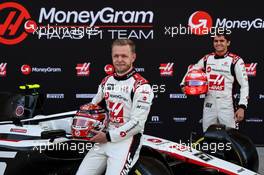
[
  {"xmin": 184, "ymin": 69, "xmax": 208, "ymax": 95},
  {"xmin": 71, "ymin": 104, "xmax": 108, "ymax": 140}
]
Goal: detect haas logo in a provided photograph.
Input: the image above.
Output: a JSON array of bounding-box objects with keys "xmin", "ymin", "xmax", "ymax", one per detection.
[
  {"xmin": 0, "ymin": 2, "xmax": 37, "ymax": 45},
  {"xmin": 209, "ymin": 74, "xmax": 225, "ymax": 91},
  {"xmin": 76, "ymin": 63, "xmax": 90, "ymax": 76},
  {"xmin": 109, "ymin": 101, "xmax": 124, "ymax": 123},
  {"xmin": 188, "ymin": 11, "xmax": 213, "ymax": 35},
  {"xmin": 245, "ymin": 63, "xmax": 257, "ymax": 77},
  {"xmin": 159, "ymin": 63, "xmax": 174, "ymax": 76}
]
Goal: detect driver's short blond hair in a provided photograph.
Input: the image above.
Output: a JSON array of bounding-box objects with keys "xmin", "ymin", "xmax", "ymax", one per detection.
[{"xmin": 112, "ymin": 39, "xmax": 136, "ymax": 53}]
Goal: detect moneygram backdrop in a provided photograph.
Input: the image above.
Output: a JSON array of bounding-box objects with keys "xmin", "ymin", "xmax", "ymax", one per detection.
[{"xmin": 0, "ymin": 1, "xmax": 263, "ymax": 144}]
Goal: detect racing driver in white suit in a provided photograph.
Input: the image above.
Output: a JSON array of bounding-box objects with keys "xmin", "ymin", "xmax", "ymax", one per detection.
[
  {"xmin": 181, "ymin": 33, "xmax": 249, "ymax": 132},
  {"xmin": 76, "ymin": 39, "xmax": 154, "ymax": 175}
]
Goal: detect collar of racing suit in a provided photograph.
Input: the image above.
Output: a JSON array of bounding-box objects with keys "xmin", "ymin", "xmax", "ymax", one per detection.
[
  {"xmin": 214, "ymin": 51, "xmax": 229, "ymax": 59},
  {"xmin": 113, "ymin": 67, "xmax": 137, "ymax": 81}
]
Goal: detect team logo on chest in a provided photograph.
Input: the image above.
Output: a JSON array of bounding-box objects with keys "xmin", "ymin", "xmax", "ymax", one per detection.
[
  {"xmin": 209, "ymin": 74, "xmax": 225, "ymax": 91},
  {"xmin": 108, "ymin": 101, "xmax": 124, "ymax": 123}
]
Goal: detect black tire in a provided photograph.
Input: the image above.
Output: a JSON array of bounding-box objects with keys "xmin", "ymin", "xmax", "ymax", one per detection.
[
  {"xmin": 193, "ymin": 125, "xmax": 259, "ymax": 172},
  {"xmin": 130, "ymin": 156, "xmax": 172, "ymax": 175}
]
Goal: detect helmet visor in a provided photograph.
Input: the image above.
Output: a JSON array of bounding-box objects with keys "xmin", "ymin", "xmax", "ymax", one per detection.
[
  {"xmin": 72, "ymin": 117, "xmax": 97, "ymax": 128},
  {"xmin": 185, "ymin": 80, "xmax": 207, "ymax": 86}
]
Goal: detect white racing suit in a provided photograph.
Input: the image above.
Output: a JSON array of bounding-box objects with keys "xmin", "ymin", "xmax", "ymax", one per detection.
[
  {"xmin": 181, "ymin": 52, "xmax": 249, "ymax": 132},
  {"xmin": 76, "ymin": 68, "xmax": 154, "ymax": 175}
]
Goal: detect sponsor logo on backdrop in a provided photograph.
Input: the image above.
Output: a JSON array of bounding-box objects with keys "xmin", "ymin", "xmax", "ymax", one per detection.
[
  {"xmin": 192, "ymin": 10, "xmax": 264, "ymax": 31},
  {"xmin": 135, "ymin": 67, "xmax": 145, "ymax": 72},
  {"xmin": 76, "ymin": 63, "xmax": 90, "ymax": 76},
  {"xmin": 0, "ymin": 2, "xmax": 37, "ymax": 45},
  {"xmin": 151, "ymin": 116, "xmax": 160, "ymax": 122},
  {"xmin": 36, "ymin": 25, "xmax": 154, "ymax": 40},
  {"xmin": 21, "ymin": 64, "xmax": 62, "ymax": 75},
  {"xmin": 169, "ymin": 94, "xmax": 187, "ymax": 99},
  {"xmin": 32, "ymin": 67, "xmax": 61, "ymax": 73},
  {"xmin": 215, "ymin": 18, "xmax": 264, "ymax": 31},
  {"xmin": 188, "ymin": 11, "xmax": 213, "ymax": 35},
  {"xmin": 37, "ymin": 8, "xmax": 154, "ymax": 39},
  {"xmin": 245, "ymin": 63, "xmax": 257, "ymax": 76},
  {"xmin": 165, "ymin": 10, "xmax": 264, "ymax": 37},
  {"xmin": 1, "ymin": 3, "xmax": 154, "ymax": 44},
  {"xmin": 173, "ymin": 117, "xmax": 187, "ymax": 123},
  {"xmin": 165, "ymin": 11, "xmax": 229, "ymax": 37},
  {"xmin": 76, "ymin": 94, "xmax": 96, "ymax": 99},
  {"xmin": 37, "ymin": 7, "xmax": 154, "ymax": 38},
  {"xmin": 0, "ymin": 63, "xmax": 7, "ymax": 77},
  {"xmin": 21, "ymin": 64, "xmax": 32, "ymax": 75},
  {"xmin": 104, "ymin": 64, "xmax": 114, "ymax": 75},
  {"xmin": 46, "ymin": 93, "xmax": 64, "ymax": 99},
  {"xmin": 245, "ymin": 118, "xmax": 263, "ymax": 123},
  {"xmin": 38, "ymin": 7, "xmax": 153, "ymax": 26},
  {"xmin": 148, "ymin": 116, "xmax": 163, "ymax": 124},
  {"xmin": 159, "ymin": 63, "xmax": 174, "ymax": 76}
]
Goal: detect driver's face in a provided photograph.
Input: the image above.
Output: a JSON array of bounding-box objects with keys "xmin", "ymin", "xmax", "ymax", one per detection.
[
  {"xmin": 112, "ymin": 45, "xmax": 136, "ymax": 74},
  {"xmin": 213, "ymin": 36, "xmax": 230, "ymax": 53}
]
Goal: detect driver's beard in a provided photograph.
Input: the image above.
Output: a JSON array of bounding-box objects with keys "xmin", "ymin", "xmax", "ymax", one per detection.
[{"xmin": 115, "ymin": 64, "xmax": 132, "ymax": 75}]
